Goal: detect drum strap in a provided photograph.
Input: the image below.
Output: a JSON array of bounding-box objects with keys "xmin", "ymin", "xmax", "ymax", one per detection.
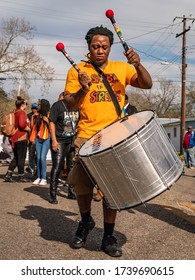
[{"xmin": 90, "ymin": 62, "xmax": 122, "ymax": 118}]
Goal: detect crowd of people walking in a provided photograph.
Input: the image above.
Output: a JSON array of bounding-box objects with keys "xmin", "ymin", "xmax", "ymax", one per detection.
[{"xmin": 1, "ymin": 94, "xmax": 79, "ymax": 203}]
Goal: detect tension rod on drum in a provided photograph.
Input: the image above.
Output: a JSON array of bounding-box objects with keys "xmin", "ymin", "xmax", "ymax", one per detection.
[
  {"xmin": 136, "ymin": 120, "xmax": 170, "ymax": 190},
  {"xmin": 86, "ymin": 156, "xmax": 122, "ymax": 211},
  {"xmin": 111, "ymin": 145, "xmax": 147, "ymax": 207}
]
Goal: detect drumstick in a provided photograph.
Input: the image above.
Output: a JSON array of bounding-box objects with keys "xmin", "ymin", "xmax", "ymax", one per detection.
[
  {"xmin": 56, "ymin": 42, "xmax": 92, "ymax": 86},
  {"xmin": 56, "ymin": 42, "xmax": 81, "ymax": 72},
  {"xmin": 105, "ymin": 9, "xmax": 130, "ymax": 52}
]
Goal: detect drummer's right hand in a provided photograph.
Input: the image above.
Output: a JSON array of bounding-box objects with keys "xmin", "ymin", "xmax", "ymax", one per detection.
[{"xmin": 78, "ymin": 71, "xmax": 91, "ymax": 91}]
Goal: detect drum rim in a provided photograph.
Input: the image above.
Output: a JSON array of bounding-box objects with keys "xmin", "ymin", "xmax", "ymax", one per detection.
[{"xmin": 79, "ymin": 110, "xmax": 156, "ymax": 157}]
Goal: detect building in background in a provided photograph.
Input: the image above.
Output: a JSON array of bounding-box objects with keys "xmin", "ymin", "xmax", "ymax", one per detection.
[{"xmin": 159, "ymin": 116, "xmax": 195, "ymax": 152}]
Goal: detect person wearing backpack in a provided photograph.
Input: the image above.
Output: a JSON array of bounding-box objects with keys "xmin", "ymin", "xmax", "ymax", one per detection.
[{"xmin": 4, "ymin": 96, "xmax": 31, "ymax": 182}]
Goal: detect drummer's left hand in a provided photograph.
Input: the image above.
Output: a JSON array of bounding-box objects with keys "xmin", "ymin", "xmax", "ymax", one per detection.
[{"xmin": 124, "ymin": 48, "xmax": 140, "ymax": 68}]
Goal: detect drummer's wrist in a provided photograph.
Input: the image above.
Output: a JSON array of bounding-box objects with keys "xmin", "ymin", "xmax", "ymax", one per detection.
[
  {"xmin": 78, "ymin": 87, "xmax": 89, "ymax": 96},
  {"xmin": 80, "ymin": 86, "xmax": 89, "ymax": 93},
  {"xmin": 134, "ymin": 62, "xmax": 141, "ymax": 69}
]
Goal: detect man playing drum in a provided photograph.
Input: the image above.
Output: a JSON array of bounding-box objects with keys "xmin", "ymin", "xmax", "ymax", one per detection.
[{"xmin": 64, "ymin": 25, "xmax": 152, "ymax": 257}]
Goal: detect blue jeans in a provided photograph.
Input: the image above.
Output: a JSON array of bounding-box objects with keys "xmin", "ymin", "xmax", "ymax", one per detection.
[
  {"xmin": 184, "ymin": 146, "xmax": 195, "ymax": 167},
  {"xmin": 35, "ymin": 136, "xmax": 50, "ymax": 179}
]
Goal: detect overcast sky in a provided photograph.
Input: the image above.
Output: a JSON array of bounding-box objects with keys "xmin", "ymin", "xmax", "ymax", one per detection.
[{"xmin": 0, "ymin": 0, "xmax": 195, "ymax": 104}]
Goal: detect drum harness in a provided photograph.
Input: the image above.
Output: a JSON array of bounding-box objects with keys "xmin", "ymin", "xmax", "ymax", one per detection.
[
  {"xmin": 82, "ymin": 57, "xmax": 122, "ymax": 118},
  {"xmin": 93, "ymin": 62, "xmax": 122, "ymax": 118}
]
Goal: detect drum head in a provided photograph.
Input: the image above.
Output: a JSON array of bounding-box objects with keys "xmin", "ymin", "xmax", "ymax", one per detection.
[{"xmin": 79, "ymin": 111, "xmax": 154, "ymax": 156}]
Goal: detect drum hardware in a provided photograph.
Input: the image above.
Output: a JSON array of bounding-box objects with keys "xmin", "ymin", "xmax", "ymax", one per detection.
[
  {"xmin": 111, "ymin": 146, "xmax": 146, "ymax": 209},
  {"xmin": 79, "ymin": 111, "xmax": 183, "ymax": 210},
  {"xmin": 136, "ymin": 120, "xmax": 170, "ymax": 190}
]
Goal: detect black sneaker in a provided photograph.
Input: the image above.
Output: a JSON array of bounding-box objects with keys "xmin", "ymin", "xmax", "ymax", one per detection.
[
  {"xmin": 25, "ymin": 167, "xmax": 34, "ymax": 175},
  {"xmin": 18, "ymin": 175, "xmax": 30, "ymax": 182},
  {"xmin": 4, "ymin": 177, "xmax": 14, "ymax": 182},
  {"xmin": 72, "ymin": 217, "xmax": 95, "ymax": 249},
  {"xmin": 101, "ymin": 235, "xmax": 122, "ymax": 257},
  {"xmin": 4, "ymin": 172, "xmax": 14, "ymax": 182},
  {"xmin": 25, "ymin": 166, "xmax": 31, "ymax": 173}
]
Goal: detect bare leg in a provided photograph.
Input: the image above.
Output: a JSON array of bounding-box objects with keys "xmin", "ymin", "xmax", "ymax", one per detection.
[
  {"xmin": 76, "ymin": 194, "xmax": 93, "ymax": 214},
  {"xmin": 103, "ymin": 202, "xmax": 117, "ymax": 223}
]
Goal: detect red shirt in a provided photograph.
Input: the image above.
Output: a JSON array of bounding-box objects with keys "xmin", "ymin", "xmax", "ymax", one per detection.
[
  {"xmin": 183, "ymin": 132, "xmax": 191, "ymax": 148},
  {"xmin": 10, "ymin": 109, "xmax": 29, "ymax": 147}
]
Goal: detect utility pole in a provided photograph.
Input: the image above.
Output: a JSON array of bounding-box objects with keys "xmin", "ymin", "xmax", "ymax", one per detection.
[
  {"xmin": 17, "ymin": 74, "xmax": 22, "ymax": 96},
  {"xmin": 174, "ymin": 15, "xmax": 195, "ymax": 155},
  {"xmin": 17, "ymin": 78, "xmax": 21, "ymax": 96}
]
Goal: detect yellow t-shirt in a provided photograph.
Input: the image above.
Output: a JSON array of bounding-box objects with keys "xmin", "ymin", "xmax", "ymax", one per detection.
[{"xmin": 65, "ymin": 60, "xmax": 136, "ymax": 138}]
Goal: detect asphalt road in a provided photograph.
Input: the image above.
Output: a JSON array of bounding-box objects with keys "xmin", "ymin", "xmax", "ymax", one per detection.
[{"xmin": 0, "ymin": 163, "xmax": 194, "ymax": 261}]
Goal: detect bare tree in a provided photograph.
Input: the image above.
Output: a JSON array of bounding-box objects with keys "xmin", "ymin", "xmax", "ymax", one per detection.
[
  {"xmin": 154, "ymin": 79, "xmax": 180, "ymax": 117},
  {"xmin": 125, "ymin": 86, "xmax": 151, "ymax": 111},
  {"xmin": 127, "ymin": 79, "xmax": 180, "ymax": 117},
  {"xmin": 186, "ymin": 82, "xmax": 195, "ymax": 116},
  {"xmin": 0, "ymin": 17, "xmax": 54, "ymax": 93}
]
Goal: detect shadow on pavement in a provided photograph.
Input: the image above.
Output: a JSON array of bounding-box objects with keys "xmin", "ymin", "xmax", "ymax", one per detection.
[
  {"xmin": 13, "ymin": 205, "xmax": 127, "ymax": 252},
  {"xmin": 24, "ymin": 184, "xmax": 75, "ymax": 202},
  {"xmin": 24, "ymin": 186, "xmax": 49, "ymax": 201},
  {"xmin": 182, "ymin": 174, "xmax": 195, "ymax": 178},
  {"xmin": 130, "ymin": 203, "xmax": 195, "ymax": 234}
]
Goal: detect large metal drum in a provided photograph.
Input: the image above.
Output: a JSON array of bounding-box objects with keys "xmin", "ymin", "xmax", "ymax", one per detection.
[{"xmin": 79, "ymin": 111, "xmax": 183, "ymax": 210}]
